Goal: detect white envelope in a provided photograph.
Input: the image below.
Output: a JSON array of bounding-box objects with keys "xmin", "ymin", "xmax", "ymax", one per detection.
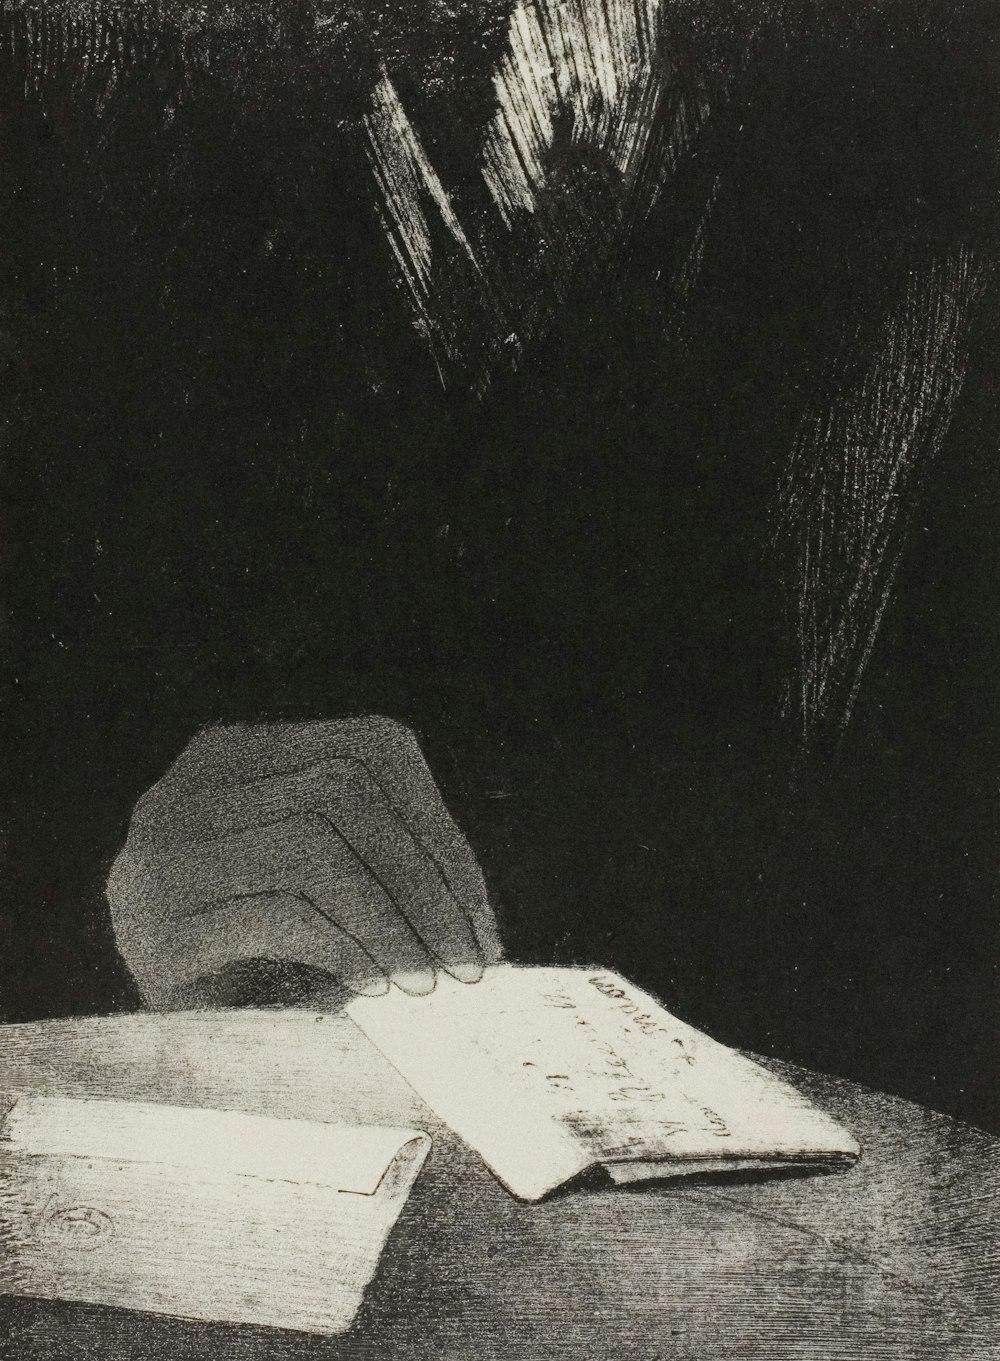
[{"xmin": 0, "ymin": 1093, "xmax": 430, "ymax": 1335}]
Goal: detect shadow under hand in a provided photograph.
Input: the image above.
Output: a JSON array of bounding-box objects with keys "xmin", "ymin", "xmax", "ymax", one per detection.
[{"xmin": 171, "ymin": 962, "xmax": 355, "ymax": 1013}]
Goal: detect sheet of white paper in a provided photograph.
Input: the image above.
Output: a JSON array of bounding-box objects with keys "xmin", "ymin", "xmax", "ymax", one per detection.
[
  {"xmin": 0, "ymin": 1094, "xmax": 414, "ymax": 1194},
  {"xmin": 0, "ymin": 1095, "xmax": 431, "ymax": 1334},
  {"xmin": 349, "ymin": 965, "xmax": 860, "ymax": 1200}
]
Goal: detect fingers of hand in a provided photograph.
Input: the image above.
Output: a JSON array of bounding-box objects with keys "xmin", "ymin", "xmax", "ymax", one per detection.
[
  {"xmin": 128, "ymin": 761, "xmax": 485, "ymax": 985},
  {"xmin": 119, "ymin": 814, "xmax": 438, "ymax": 996},
  {"xmin": 121, "ymin": 717, "xmax": 501, "ymax": 987},
  {"xmin": 331, "ymin": 720, "xmax": 504, "ymax": 959},
  {"xmin": 315, "ymin": 760, "xmax": 484, "ymax": 983}
]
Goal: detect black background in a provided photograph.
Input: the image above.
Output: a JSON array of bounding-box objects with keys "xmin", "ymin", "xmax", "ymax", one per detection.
[{"xmin": 2, "ymin": 0, "xmax": 998, "ymax": 1132}]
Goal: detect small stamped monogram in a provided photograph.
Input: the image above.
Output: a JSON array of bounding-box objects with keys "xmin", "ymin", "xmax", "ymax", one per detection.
[{"xmin": 35, "ymin": 1193, "xmax": 115, "ymax": 1251}]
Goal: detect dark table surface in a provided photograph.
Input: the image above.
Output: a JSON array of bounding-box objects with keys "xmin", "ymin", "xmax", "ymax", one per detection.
[{"xmin": 1, "ymin": 1008, "xmax": 997, "ymax": 1359}]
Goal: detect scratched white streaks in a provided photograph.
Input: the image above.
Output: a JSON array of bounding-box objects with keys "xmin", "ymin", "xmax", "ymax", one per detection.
[
  {"xmin": 6, "ymin": 3, "xmax": 130, "ymax": 100},
  {"xmin": 3, "ymin": 2, "xmax": 300, "ymax": 111},
  {"xmin": 480, "ymin": 0, "xmax": 663, "ymax": 223},
  {"xmin": 364, "ymin": 72, "xmax": 484, "ymax": 372},
  {"xmin": 364, "ymin": 0, "xmax": 714, "ymax": 389},
  {"xmin": 10, "ymin": 0, "xmax": 714, "ymax": 389},
  {"xmin": 776, "ymin": 248, "xmax": 991, "ymax": 745}
]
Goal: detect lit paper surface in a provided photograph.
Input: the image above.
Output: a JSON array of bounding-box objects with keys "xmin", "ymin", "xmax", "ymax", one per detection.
[
  {"xmin": 0, "ymin": 1094, "xmax": 416, "ymax": 1195},
  {"xmin": 349, "ymin": 965, "xmax": 860, "ymax": 1200},
  {"xmin": 0, "ymin": 1095, "xmax": 431, "ymax": 1334}
]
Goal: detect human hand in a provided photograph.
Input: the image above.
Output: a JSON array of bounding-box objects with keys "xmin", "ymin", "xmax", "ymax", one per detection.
[{"xmin": 107, "ymin": 718, "xmax": 502, "ymax": 1009}]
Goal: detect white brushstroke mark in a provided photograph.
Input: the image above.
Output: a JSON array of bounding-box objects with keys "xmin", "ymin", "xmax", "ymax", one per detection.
[
  {"xmin": 363, "ymin": 0, "xmax": 720, "ymax": 387},
  {"xmin": 368, "ymin": 72, "xmax": 480, "ymax": 276},
  {"xmin": 481, "ymin": 0, "xmax": 665, "ymax": 224},
  {"xmin": 10, "ymin": 0, "xmax": 718, "ymax": 392},
  {"xmin": 776, "ymin": 248, "xmax": 991, "ymax": 744},
  {"xmin": 675, "ymin": 172, "xmax": 721, "ymax": 299},
  {"xmin": 364, "ymin": 72, "xmax": 482, "ymax": 366}
]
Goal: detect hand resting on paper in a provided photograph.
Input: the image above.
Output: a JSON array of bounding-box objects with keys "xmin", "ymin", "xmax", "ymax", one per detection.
[{"xmin": 106, "ymin": 718, "xmax": 502, "ymax": 1009}]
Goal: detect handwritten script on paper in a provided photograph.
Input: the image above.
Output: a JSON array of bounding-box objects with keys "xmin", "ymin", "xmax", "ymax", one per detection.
[{"xmin": 349, "ymin": 966, "xmax": 860, "ymax": 1200}]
